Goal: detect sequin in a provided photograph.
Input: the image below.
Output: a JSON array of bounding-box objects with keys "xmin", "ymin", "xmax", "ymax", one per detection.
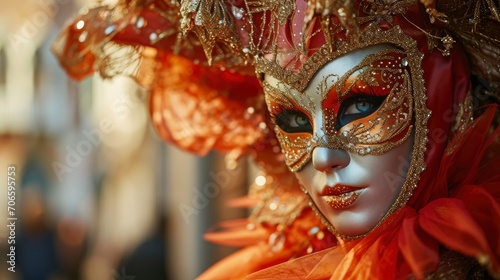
[
  {"xmin": 231, "ymin": 6, "xmax": 245, "ymax": 19},
  {"xmin": 136, "ymin": 16, "xmax": 145, "ymax": 28},
  {"xmin": 309, "ymin": 226, "xmax": 320, "ymax": 235},
  {"xmin": 269, "ymin": 232, "xmax": 286, "ymax": 252},
  {"xmin": 104, "ymin": 24, "xmax": 116, "ymax": 35},
  {"xmin": 78, "ymin": 31, "xmax": 88, "ymax": 43},
  {"xmin": 76, "ymin": 20, "xmax": 85, "ymax": 30},
  {"xmin": 149, "ymin": 32, "xmax": 158, "ymax": 43}
]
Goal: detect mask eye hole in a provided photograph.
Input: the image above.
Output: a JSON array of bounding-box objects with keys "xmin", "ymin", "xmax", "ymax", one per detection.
[
  {"xmin": 275, "ymin": 110, "xmax": 313, "ymax": 134},
  {"xmin": 336, "ymin": 95, "xmax": 386, "ymax": 129}
]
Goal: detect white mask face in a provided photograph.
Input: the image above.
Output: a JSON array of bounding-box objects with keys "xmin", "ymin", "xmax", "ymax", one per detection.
[
  {"xmin": 296, "ymin": 138, "xmax": 413, "ymax": 237},
  {"xmin": 264, "ymin": 45, "xmax": 414, "ymax": 237}
]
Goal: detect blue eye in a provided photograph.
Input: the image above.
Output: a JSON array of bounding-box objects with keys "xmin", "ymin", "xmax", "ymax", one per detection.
[
  {"xmin": 275, "ymin": 110, "xmax": 313, "ymax": 133},
  {"xmin": 336, "ymin": 95, "xmax": 386, "ymax": 129},
  {"xmin": 295, "ymin": 115, "xmax": 309, "ymax": 126},
  {"xmin": 344, "ymin": 101, "xmax": 375, "ymax": 115},
  {"xmin": 355, "ymin": 101, "xmax": 373, "ymax": 113}
]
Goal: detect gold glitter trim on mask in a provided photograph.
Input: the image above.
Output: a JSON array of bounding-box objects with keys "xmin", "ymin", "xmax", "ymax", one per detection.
[
  {"xmin": 265, "ymin": 48, "xmax": 414, "ymax": 172},
  {"xmin": 263, "ymin": 26, "xmax": 430, "ymax": 240}
]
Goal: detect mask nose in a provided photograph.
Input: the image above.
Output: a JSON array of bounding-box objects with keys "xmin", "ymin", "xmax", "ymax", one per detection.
[{"xmin": 312, "ymin": 147, "xmax": 349, "ymax": 172}]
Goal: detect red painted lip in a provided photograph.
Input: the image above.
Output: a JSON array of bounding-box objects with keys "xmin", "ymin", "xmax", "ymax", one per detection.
[{"xmin": 321, "ymin": 184, "xmax": 363, "ymax": 196}]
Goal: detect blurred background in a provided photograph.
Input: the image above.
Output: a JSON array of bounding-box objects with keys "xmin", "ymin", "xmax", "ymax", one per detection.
[{"xmin": 0, "ymin": 0, "xmax": 250, "ymax": 279}]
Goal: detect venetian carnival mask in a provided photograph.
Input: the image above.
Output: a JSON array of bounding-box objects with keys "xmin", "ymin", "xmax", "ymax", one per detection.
[
  {"xmin": 256, "ymin": 10, "xmax": 431, "ymax": 240},
  {"xmin": 264, "ymin": 44, "xmax": 415, "ymax": 237}
]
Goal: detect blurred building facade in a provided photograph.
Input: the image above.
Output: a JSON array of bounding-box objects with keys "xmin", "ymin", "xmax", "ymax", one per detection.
[{"xmin": 0, "ymin": 1, "xmax": 247, "ymax": 279}]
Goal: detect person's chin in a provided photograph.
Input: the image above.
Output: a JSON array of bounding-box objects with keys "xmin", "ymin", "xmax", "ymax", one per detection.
[{"xmin": 330, "ymin": 210, "xmax": 380, "ymax": 237}]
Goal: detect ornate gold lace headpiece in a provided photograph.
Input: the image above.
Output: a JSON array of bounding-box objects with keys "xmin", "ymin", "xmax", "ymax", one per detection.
[{"xmin": 180, "ymin": 0, "xmax": 500, "ymax": 95}]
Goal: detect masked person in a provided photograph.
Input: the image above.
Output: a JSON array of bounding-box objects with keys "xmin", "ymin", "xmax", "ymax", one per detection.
[{"xmin": 54, "ymin": 0, "xmax": 500, "ymax": 278}]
